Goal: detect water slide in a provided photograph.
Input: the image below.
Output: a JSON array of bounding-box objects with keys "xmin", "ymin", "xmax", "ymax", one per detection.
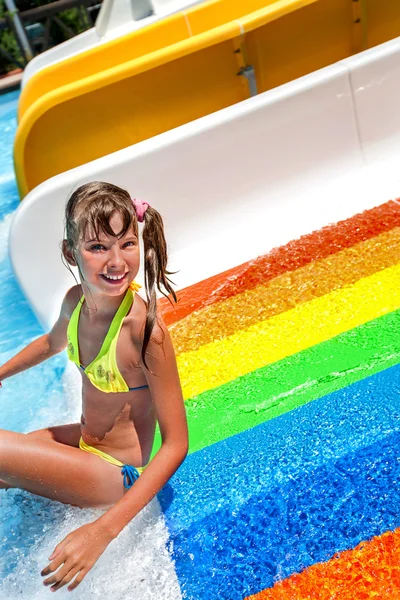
[
  {"xmin": 21, "ymin": 0, "xmax": 205, "ymax": 87},
  {"xmin": 16, "ymin": 0, "xmax": 400, "ymax": 198},
  {"xmin": 8, "ymin": 27, "xmax": 400, "ymax": 600},
  {"xmin": 10, "ymin": 35, "xmax": 400, "ymax": 328},
  {"xmin": 15, "ymin": 0, "xmax": 317, "ymax": 197}
]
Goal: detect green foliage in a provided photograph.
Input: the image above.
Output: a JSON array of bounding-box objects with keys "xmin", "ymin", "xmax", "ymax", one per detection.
[
  {"xmin": 0, "ymin": 0, "xmax": 93, "ymax": 75},
  {"xmin": 48, "ymin": 8, "xmax": 89, "ymax": 46},
  {"xmin": 0, "ymin": 0, "xmax": 24, "ymax": 74}
]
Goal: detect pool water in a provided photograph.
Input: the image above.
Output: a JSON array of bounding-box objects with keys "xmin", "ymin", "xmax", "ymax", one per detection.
[
  {"xmin": 0, "ymin": 92, "xmax": 181, "ymax": 600},
  {"xmin": 2, "ymin": 86, "xmax": 400, "ymax": 600},
  {"xmin": 0, "ymin": 91, "xmax": 68, "ymax": 586}
]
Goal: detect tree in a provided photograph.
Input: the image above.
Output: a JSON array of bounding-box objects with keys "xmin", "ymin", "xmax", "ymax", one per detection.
[{"xmin": 0, "ymin": 0, "xmax": 98, "ymax": 75}]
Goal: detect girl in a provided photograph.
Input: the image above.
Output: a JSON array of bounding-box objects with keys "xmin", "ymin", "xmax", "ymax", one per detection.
[{"xmin": 0, "ymin": 181, "xmax": 188, "ymax": 592}]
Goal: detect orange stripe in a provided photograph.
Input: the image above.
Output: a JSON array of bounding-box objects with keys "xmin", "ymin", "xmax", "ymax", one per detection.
[
  {"xmin": 247, "ymin": 528, "xmax": 400, "ymax": 600},
  {"xmin": 170, "ymin": 227, "xmax": 400, "ymax": 354},
  {"xmin": 159, "ymin": 200, "xmax": 400, "ymax": 325},
  {"xmin": 160, "ymin": 200, "xmax": 400, "ymax": 326}
]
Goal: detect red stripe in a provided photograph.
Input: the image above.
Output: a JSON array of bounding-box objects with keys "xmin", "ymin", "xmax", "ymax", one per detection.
[{"xmin": 160, "ymin": 200, "xmax": 400, "ymax": 325}]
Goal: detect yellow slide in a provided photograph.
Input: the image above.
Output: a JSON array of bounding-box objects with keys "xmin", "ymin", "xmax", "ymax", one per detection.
[
  {"xmin": 17, "ymin": 0, "xmax": 314, "ymax": 121},
  {"xmin": 15, "ymin": 0, "xmax": 400, "ymax": 197}
]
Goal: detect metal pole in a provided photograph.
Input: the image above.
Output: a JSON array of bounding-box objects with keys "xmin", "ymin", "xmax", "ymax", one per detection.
[
  {"xmin": 238, "ymin": 66, "xmax": 258, "ymax": 97},
  {"xmin": 130, "ymin": 0, "xmax": 154, "ymax": 21},
  {"xmin": 4, "ymin": 0, "xmax": 34, "ymax": 62},
  {"xmin": 5, "ymin": 13, "xmax": 27, "ymax": 64}
]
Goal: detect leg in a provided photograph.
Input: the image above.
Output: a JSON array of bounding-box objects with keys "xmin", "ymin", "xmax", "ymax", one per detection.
[
  {"xmin": 26, "ymin": 422, "xmax": 82, "ymax": 446},
  {"xmin": 0, "ymin": 423, "xmax": 81, "ymax": 490},
  {"xmin": 0, "ymin": 428, "xmax": 126, "ymax": 509}
]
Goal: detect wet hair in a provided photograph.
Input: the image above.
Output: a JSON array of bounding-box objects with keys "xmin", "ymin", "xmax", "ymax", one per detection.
[{"xmin": 64, "ymin": 181, "xmax": 177, "ymax": 369}]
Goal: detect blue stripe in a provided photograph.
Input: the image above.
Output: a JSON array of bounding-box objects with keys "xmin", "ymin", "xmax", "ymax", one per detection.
[{"xmin": 160, "ymin": 362, "xmax": 400, "ymax": 600}]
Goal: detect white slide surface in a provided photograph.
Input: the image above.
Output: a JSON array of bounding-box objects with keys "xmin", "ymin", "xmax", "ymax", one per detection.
[{"xmin": 11, "ymin": 36, "xmax": 400, "ymax": 330}]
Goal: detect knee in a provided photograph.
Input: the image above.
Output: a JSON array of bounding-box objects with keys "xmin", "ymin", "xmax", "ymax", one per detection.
[
  {"xmin": 0, "ymin": 428, "xmax": 48, "ymax": 441},
  {"xmin": 26, "ymin": 428, "xmax": 52, "ymax": 440},
  {"xmin": 0, "ymin": 428, "xmax": 13, "ymax": 440}
]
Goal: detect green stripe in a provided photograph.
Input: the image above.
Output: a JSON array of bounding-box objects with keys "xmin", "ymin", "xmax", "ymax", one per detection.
[{"xmin": 151, "ymin": 309, "xmax": 400, "ymax": 457}]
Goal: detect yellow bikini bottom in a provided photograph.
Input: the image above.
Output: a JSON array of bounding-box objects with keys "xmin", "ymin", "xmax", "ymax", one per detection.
[{"xmin": 79, "ymin": 437, "xmax": 145, "ymax": 488}]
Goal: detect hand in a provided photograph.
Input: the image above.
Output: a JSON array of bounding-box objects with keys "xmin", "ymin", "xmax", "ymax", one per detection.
[{"xmin": 41, "ymin": 521, "xmax": 113, "ymax": 592}]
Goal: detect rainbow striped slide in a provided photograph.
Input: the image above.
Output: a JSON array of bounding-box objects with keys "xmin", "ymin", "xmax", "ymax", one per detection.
[{"xmin": 156, "ymin": 199, "xmax": 400, "ymax": 599}]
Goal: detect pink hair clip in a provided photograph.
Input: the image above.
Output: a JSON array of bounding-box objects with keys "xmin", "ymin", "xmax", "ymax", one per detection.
[{"xmin": 132, "ymin": 198, "xmax": 150, "ymax": 223}]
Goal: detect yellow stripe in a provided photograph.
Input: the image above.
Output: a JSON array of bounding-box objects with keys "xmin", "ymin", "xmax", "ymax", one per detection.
[
  {"xmin": 171, "ymin": 227, "xmax": 400, "ymax": 355},
  {"xmin": 177, "ymin": 262, "xmax": 400, "ymax": 399}
]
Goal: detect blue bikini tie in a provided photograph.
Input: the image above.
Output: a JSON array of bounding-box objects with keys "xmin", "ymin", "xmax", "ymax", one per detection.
[{"xmin": 121, "ymin": 465, "xmax": 141, "ymax": 489}]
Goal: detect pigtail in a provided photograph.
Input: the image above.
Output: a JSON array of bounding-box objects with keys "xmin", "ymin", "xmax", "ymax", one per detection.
[{"xmin": 141, "ymin": 207, "xmax": 177, "ymax": 369}]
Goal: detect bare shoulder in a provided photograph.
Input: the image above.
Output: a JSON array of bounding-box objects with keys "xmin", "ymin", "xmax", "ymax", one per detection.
[
  {"xmin": 61, "ymin": 285, "xmax": 82, "ymax": 319},
  {"xmin": 129, "ymin": 293, "xmax": 170, "ymax": 350},
  {"xmin": 48, "ymin": 285, "xmax": 81, "ymax": 350},
  {"xmin": 128, "ymin": 292, "xmax": 147, "ymax": 342}
]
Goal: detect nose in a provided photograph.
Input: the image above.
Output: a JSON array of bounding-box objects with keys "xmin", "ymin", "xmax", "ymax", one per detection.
[{"xmin": 108, "ymin": 244, "xmax": 124, "ymax": 269}]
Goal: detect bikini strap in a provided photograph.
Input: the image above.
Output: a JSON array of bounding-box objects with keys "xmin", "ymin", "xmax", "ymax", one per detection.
[
  {"xmin": 94, "ymin": 289, "xmax": 134, "ymax": 364},
  {"xmin": 67, "ymin": 295, "xmax": 84, "ymax": 366}
]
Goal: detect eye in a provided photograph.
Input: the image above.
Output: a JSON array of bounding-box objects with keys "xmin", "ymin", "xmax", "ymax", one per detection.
[
  {"xmin": 90, "ymin": 243, "xmax": 106, "ymax": 251},
  {"xmin": 123, "ymin": 241, "xmax": 136, "ymax": 248}
]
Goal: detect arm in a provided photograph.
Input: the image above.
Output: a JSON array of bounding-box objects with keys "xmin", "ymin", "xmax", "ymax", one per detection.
[
  {"xmin": 41, "ymin": 316, "xmax": 188, "ymax": 592},
  {"xmin": 99, "ymin": 317, "xmax": 188, "ymax": 537},
  {"xmin": 0, "ymin": 286, "xmax": 78, "ymax": 382}
]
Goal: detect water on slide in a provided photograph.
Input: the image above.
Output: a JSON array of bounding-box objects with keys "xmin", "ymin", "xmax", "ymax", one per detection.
[{"xmin": 0, "ymin": 91, "xmax": 181, "ymax": 600}]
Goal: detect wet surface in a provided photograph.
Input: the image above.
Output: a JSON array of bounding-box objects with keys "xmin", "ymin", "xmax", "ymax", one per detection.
[
  {"xmin": 0, "ymin": 91, "xmax": 181, "ymax": 600},
  {"xmin": 165, "ymin": 345, "xmax": 400, "ymax": 600},
  {"xmin": 160, "ymin": 199, "xmax": 400, "ymax": 325},
  {"xmin": 3, "ymin": 87, "xmax": 400, "ymax": 599},
  {"xmin": 160, "ymin": 197, "xmax": 400, "ymax": 598}
]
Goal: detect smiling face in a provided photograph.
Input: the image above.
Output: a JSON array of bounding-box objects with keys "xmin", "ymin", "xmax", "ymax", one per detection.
[{"xmin": 75, "ymin": 212, "xmax": 140, "ymax": 297}]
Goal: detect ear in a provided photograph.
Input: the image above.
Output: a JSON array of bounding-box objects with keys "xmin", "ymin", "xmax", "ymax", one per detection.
[{"xmin": 62, "ymin": 239, "xmax": 77, "ymax": 266}]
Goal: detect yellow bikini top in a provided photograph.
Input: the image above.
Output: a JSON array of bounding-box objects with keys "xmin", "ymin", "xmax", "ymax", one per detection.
[{"xmin": 67, "ymin": 282, "xmax": 148, "ymax": 394}]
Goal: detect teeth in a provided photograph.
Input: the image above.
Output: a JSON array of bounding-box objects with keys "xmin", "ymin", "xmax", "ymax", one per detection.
[{"xmin": 104, "ymin": 273, "xmax": 125, "ymax": 281}]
